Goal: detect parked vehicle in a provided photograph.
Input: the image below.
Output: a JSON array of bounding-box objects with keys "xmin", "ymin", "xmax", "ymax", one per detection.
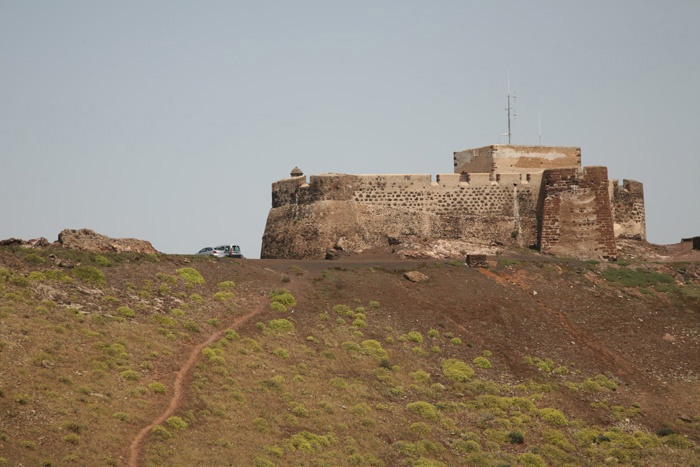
[
  {"xmin": 195, "ymin": 247, "xmax": 214, "ymax": 256},
  {"xmin": 213, "ymin": 245, "xmax": 244, "ymax": 258}
]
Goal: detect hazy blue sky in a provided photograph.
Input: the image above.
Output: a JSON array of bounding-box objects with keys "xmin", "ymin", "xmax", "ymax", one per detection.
[{"xmin": 2, "ymin": 1, "xmax": 698, "ymax": 257}]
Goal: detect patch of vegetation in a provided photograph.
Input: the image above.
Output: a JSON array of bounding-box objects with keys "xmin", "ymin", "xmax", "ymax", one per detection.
[
  {"xmin": 441, "ymin": 359, "xmax": 475, "ymax": 382},
  {"xmin": 213, "ymin": 291, "xmax": 235, "ymax": 301},
  {"xmin": 601, "ymin": 266, "xmax": 674, "ymax": 288},
  {"xmin": 176, "ymin": 267, "xmax": 205, "ymax": 284},
  {"xmin": 72, "ymin": 266, "xmax": 107, "ymax": 286}
]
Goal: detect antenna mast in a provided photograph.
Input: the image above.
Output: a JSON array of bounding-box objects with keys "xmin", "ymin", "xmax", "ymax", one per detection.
[{"xmin": 504, "ymin": 74, "xmax": 516, "ymax": 144}]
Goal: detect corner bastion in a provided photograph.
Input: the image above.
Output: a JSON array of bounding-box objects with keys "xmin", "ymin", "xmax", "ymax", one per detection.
[{"xmin": 261, "ymin": 145, "xmax": 645, "ymax": 260}]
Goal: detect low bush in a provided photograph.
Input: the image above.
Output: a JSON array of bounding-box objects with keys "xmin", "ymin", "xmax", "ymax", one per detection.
[
  {"xmin": 72, "ymin": 266, "xmax": 107, "ymax": 286},
  {"xmin": 213, "ymin": 291, "xmax": 235, "ymax": 301},
  {"xmin": 218, "ymin": 280, "xmax": 236, "ymax": 290},
  {"xmin": 406, "ymin": 401, "xmax": 439, "ymax": 422},
  {"xmin": 176, "ymin": 268, "xmax": 205, "ymax": 284},
  {"xmin": 440, "ymin": 358, "xmax": 474, "ymax": 382},
  {"xmin": 268, "ymin": 319, "xmax": 294, "ymax": 331},
  {"xmin": 165, "ymin": 416, "xmax": 188, "ymax": 430},
  {"xmin": 117, "ymin": 306, "xmax": 135, "ymax": 318}
]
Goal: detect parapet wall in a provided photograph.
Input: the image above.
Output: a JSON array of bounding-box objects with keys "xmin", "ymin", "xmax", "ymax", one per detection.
[
  {"xmin": 272, "ymin": 172, "xmax": 545, "ymax": 222},
  {"xmin": 539, "ymin": 167, "xmax": 617, "ymax": 260}
]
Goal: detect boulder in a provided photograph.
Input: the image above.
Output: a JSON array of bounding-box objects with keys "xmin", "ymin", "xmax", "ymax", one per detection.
[{"xmin": 403, "ymin": 271, "xmax": 429, "ymax": 283}]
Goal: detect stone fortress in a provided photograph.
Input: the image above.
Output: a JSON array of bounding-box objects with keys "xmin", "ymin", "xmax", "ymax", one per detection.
[{"xmin": 261, "ymin": 145, "xmax": 646, "ymax": 260}]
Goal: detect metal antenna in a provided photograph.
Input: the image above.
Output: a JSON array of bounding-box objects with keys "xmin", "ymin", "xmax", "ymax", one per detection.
[{"xmin": 503, "ymin": 73, "xmax": 515, "ymax": 144}]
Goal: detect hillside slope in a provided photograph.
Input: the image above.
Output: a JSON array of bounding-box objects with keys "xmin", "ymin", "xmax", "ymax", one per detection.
[{"xmin": 0, "ymin": 247, "xmax": 699, "ymax": 466}]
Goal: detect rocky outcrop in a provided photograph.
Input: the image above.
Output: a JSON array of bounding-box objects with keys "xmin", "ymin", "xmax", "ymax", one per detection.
[
  {"xmin": 0, "ymin": 237, "xmax": 50, "ymax": 248},
  {"xmin": 56, "ymin": 229, "xmax": 159, "ymax": 254}
]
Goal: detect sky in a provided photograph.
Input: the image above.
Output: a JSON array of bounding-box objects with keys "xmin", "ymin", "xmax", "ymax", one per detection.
[{"xmin": 1, "ymin": 1, "xmax": 699, "ymax": 257}]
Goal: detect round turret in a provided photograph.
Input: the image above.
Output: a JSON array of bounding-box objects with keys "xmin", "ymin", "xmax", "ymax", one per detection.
[{"xmin": 290, "ymin": 167, "xmax": 303, "ymax": 177}]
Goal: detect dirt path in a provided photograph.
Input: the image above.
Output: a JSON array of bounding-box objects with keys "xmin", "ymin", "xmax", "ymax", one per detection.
[{"xmin": 127, "ymin": 307, "xmax": 262, "ymax": 467}]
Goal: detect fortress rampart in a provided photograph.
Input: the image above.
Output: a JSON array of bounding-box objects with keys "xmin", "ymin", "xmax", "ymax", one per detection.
[{"xmin": 261, "ymin": 145, "xmax": 646, "ymax": 260}]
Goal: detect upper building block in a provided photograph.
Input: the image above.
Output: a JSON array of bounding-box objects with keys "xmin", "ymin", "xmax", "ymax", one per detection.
[{"xmin": 454, "ymin": 145, "xmax": 582, "ymax": 175}]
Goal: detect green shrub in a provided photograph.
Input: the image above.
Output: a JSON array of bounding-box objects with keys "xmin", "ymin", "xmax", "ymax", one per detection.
[
  {"xmin": 410, "ymin": 422, "xmax": 431, "ymax": 435},
  {"xmin": 24, "ymin": 254, "xmax": 46, "ymax": 265},
  {"xmin": 440, "ymin": 358, "xmax": 474, "ymax": 382},
  {"xmin": 184, "ymin": 321, "xmax": 200, "ymax": 333},
  {"xmin": 273, "ymin": 348, "xmax": 289, "ymax": 359},
  {"xmin": 151, "ymin": 425, "xmax": 172, "ymax": 439},
  {"xmin": 189, "ymin": 293, "xmax": 203, "ymax": 302},
  {"xmin": 165, "ymin": 416, "xmax": 188, "ymax": 430},
  {"xmin": 120, "ymin": 370, "xmax": 140, "ymax": 382},
  {"xmin": 225, "ymin": 329, "xmax": 239, "ymax": 341},
  {"xmin": 270, "ymin": 289, "xmax": 296, "ymax": 306},
  {"xmin": 253, "ymin": 417, "xmax": 269, "ymax": 433},
  {"xmin": 117, "ymin": 306, "xmax": 135, "ymax": 318},
  {"xmin": 156, "ymin": 273, "xmax": 177, "ymax": 284},
  {"xmin": 408, "ymin": 331, "xmax": 423, "ymax": 343},
  {"xmin": 63, "ymin": 433, "xmax": 80, "ymax": 444},
  {"xmin": 539, "ymin": 407, "xmax": 568, "ymax": 426},
  {"xmin": 329, "ymin": 378, "xmax": 348, "ymax": 390},
  {"xmin": 10, "ymin": 275, "xmax": 31, "ymax": 287},
  {"xmin": 369, "ymin": 301, "xmax": 380, "ymax": 308},
  {"xmin": 292, "ymin": 403, "xmax": 310, "ymax": 418},
  {"xmin": 268, "ymin": 319, "xmax": 294, "ymax": 331},
  {"xmin": 410, "ymin": 370, "xmax": 431, "ymax": 384},
  {"xmin": 450, "ymin": 338, "xmax": 462, "ymax": 345},
  {"xmin": 428, "ymin": 329, "xmax": 439, "ymax": 338},
  {"xmin": 218, "ymin": 281, "xmax": 236, "ymax": 290},
  {"xmin": 350, "ymin": 403, "xmax": 371, "ymax": 416},
  {"xmin": 176, "ymin": 268, "xmax": 205, "ymax": 284},
  {"xmin": 473, "ymin": 357, "xmax": 492, "ymax": 369},
  {"xmin": 94, "ymin": 255, "xmax": 111, "ymax": 267},
  {"xmin": 148, "ymin": 382, "xmax": 166, "ymax": 394},
  {"xmin": 507, "ymin": 431, "xmax": 524, "ymax": 444},
  {"xmin": 333, "ymin": 304, "xmax": 354, "ymax": 316},
  {"xmin": 270, "ymin": 302, "xmax": 286, "ymax": 312},
  {"xmin": 213, "ymin": 291, "xmax": 235, "ymax": 301},
  {"xmin": 519, "ymin": 452, "xmax": 546, "ymax": 467},
  {"xmin": 72, "ymin": 266, "xmax": 106, "ymax": 286},
  {"xmin": 662, "ymin": 433, "xmax": 692, "ymax": 449},
  {"xmin": 361, "ymin": 340, "xmax": 388, "ymax": 360},
  {"xmin": 406, "ymin": 401, "xmax": 439, "ymax": 422}
]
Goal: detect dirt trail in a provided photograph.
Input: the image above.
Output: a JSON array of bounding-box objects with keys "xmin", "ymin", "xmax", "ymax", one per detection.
[{"xmin": 127, "ymin": 307, "xmax": 262, "ymax": 467}]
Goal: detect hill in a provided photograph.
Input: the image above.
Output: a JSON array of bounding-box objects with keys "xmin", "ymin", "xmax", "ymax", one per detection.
[{"xmin": 0, "ymin": 245, "xmax": 699, "ymax": 466}]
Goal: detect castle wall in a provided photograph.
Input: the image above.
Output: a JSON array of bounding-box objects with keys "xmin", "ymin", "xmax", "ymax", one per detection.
[
  {"xmin": 454, "ymin": 145, "xmax": 581, "ymax": 175},
  {"xmin": 262, "ymin": 171, "xmax": 547, "ymax": 258},
  {"xmin": 609, "ymin": 179, "xmax": 646, "ymax": 241},
  {"xmin": 539, "ymin": 167, "xmax": 617, "ymax": 260}
]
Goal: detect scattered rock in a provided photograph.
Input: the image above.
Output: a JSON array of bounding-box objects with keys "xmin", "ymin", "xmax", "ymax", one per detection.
[
  {"xmin": 325, "ymin": 247, "xmax": 349, "ymax": 260},
  {"xmin": 663, "ymin": 333, "xmax": 676, "ymax": 343},
  {"xmin": 466, "ymin": 255, "xmax": 488, "ymax": 268},
  {"xmin": 403, "ymin": 271, "xmax": 429, "ymax": 283}
]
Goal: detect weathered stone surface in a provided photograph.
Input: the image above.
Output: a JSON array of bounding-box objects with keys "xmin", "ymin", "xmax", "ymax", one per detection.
[
  {"xmin": 403, "ymin": 271, "xmax": 429, "ymax": 282},
  {"xmin": 56, "ymin": 229, "xmax": 159, "ymax": 254}
]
